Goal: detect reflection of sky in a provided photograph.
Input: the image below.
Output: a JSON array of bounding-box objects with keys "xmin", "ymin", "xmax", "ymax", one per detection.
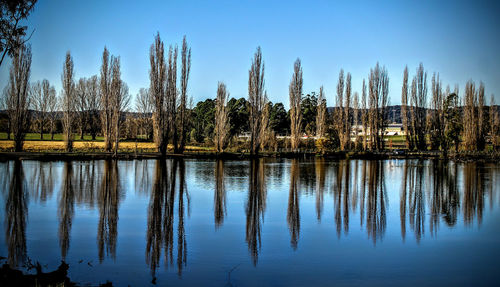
[
  {"xmin": 1, "ymin": 1, "xmax": 500, "ymax": 107},
  {"xmin": 0, "ymin": 159, "xmax": 499, "ymax": 286}
]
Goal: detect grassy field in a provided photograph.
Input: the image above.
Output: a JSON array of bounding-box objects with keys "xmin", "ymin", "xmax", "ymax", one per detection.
[
  {"xmin": 0, "ymin": 140, "xmax": 156, "ymax": 152},
  {"xmin": 0, "ymin": 140, "xmax": 216, "ymax": 152},
  {"xmin": 0, "ymin": 132, "xmax": 105, "ymax": 141},
  {"xmin": 0, "ymin": 133, "xmax": 215, "ymax": 152},
  {"xmin": 0, "ymin": 132, "xmax": 408, "ymax": 152}
]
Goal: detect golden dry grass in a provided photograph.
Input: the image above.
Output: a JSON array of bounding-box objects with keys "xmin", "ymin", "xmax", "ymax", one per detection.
[{"xmin": 0, "ymin": 140, "xmax": 214, "ymax": 152}]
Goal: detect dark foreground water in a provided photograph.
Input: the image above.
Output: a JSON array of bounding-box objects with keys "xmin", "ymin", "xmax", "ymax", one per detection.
[{"xmin": 0, "ymin": 158, "xmax": 499, "ymax": 286}]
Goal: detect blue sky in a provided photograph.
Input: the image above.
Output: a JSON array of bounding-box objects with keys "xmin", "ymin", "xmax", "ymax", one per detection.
[{"xmin": 1, "ymin": 0, "xmax": 499, "ymax": 109}]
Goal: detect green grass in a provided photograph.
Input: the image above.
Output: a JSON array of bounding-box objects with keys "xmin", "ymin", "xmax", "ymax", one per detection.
[{"xmin": 0, "ymin": 132, "xmax": 105, "ymax": 141}]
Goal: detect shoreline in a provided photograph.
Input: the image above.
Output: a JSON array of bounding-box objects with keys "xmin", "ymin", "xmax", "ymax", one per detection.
[{"xmin": 0, "ymin": 150, "xmax": 498, "ymax": 162}]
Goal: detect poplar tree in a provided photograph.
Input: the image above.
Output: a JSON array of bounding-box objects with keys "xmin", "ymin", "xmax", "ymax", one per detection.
[
  {"xmin": 289, "ymin": 58, "xmax": 303, "ymax": 152},
  {"xmin": 61, "ymin": 51, "xmax": 75, "ymax": 152}
]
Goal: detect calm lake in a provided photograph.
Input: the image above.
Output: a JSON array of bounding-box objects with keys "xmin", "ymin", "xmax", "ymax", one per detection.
[{"xmin": 1, "ymin": 158, "xmax": 499, "ymax": 286}]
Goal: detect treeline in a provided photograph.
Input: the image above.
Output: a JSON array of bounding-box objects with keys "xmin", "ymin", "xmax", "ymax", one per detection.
[
  {"xmin": 1, "ymin": 40, "xmax": 499, "ymax": 154},
  {"xmin": 400, "ymin": 64, "xmax": 500, "ymax": 153}
]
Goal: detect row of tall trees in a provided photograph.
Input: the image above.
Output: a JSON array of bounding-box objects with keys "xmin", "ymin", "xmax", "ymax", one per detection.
[
  {"xmin": 2, "ymin": 42, "xmax": 499, "ymax": 154},
  {"xmin": 1, "ymin": 45, "xmax": 132, "ymax": 152},
  {"xmin": 149, "ymin": 33, "xmax": 191, "ymax": 155},
  {"xmin": 60, "ymin": 49, "xmax": 130, "ymax": 153},
  {"xmin": 5, "ymin": 43, "xmax": 31, "ymax": 151},
  {"xmin": 401, "ymin": 63, "xmax": 498, "ymax": 152}
]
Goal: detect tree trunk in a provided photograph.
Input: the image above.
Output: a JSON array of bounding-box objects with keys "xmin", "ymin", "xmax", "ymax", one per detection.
[{"xmin": 50, "ymin": 122, "xmax": 54, "ymax": 140}]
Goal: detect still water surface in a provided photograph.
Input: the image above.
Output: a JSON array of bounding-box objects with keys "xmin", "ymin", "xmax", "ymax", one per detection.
[{"xmin": 1, "ymin": 159, "xmax": 499, "ymax": 286}]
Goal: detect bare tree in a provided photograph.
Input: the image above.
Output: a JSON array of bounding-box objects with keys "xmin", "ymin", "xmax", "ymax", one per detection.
[
  {"xmin": 490, "ymin": 95, "xmax": 499, "ymax": 150},
  {"xmin": 46, "ymin": 82, "xmax": 58, "ymax": 140},
  {"xmin": 401, "ymin": 66, "xmax": 411, "ymax": 149},
  {"xmin": 343, "ymin": 72, "xmax": 352, "ymax": 150},
  {"xmin": 117, "ymin": 81, "xmax": 130, "ymax": 146},
  {"xmin": 87, "ymin": 75, "xmax": 100, "ymax": 140},
  {"xmin": 111, "ymin": 58, "xmax": 121, "ymax": 154},
  {"xmin": 368, "ymin": 63, "xmax": 389, "ymax": 151},
  {"xmin": 353, "ymin": 91, "xmax": 359, "ymax": 145},
  {"xmin": 100, "ymin": 47, "xmax": 115, "ymax": 151},
  {"xmin": 477, "ymin": 82, "xmax": 486, "ymax": 150},
  {"xmin": 289, "ymin": 58, "xmax": 303, "ymax": 152},
  {"xmin": 461, "ymin": 80, "xmax": 486, "ymax": 151},
  {"xmin": 135, "ymin": 88, "xmax": 153, "ymax": 140},
  {"xmin": 30, "ymin": 80, "xmax": 48, "ymax": 139},
  {"xmin": 110, "ymin": 58, "xmax": 130, "ymax": 155},
  {"xmin": 410, "ymin": 63, "xmax": 427, "ymax": 151},
  {"xmin": 215, "ymin": 82, "xmax": 230, "ymax": 153},
  {"xmin": 61, "ymin": 51, "xmax": 75, "ymax": 151},
  {"xmin": 6, "ymin": 43, "xmax": 31, "ymax": 151},
  {"xmin": 463, "ymin": 80, "xmax": 477, "ymax": 151},
  {"xmin": 75, "ymin": 77, "xmax": 88, "ymax": 140},
  {"xmin": 177, "ymin": 35, "xmax": 191, "ymax": 153},
  {"xmin": 149, "ymin": 33, "xmax": 168, "ymax": 155},
  {"xmin": 166, "ymin": 45, "xmax": 178, "ymax": 152},
  {"xmin": 335, "ymin": 69, "xmax": 345, "ymax": 150},
  {"xmin": 316, "ymin": 86, "xmax": 326, "ymax": 139},
  {"xmin": 429, "ymin": 73, "xmax": 444, "ymax": 150},
  {"xmin": 248, "ymin": 47, "xmax": 267, "ymax": 155},
  {"xmin": 361, "ymin": 79, "xmax": 368, "ymax": 150}
]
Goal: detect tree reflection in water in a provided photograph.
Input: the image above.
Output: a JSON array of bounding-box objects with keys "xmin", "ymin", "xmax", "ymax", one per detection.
[
  {"xmin": 333, "ymin": 161, "xmax": 342, "ymax": 237},
  {"xmin": 400, "ymin": 161, "xmax": 409, "ymax": 242},
  {"xmin": 287, "ymin": 159, "xmax": 300, "ymax": 250},
  {"xmin": 214, "ymin": 159, "xmax": 226, "ymax": 228},
  {"xmin": 399, "ymin": 160, "xmax": 471, "ymax": 242},
  {"xmin": 74, "ymin": 161, "xmax": 99, "ymax": 207},
  {"xmin": 246, "ymin": 159, "xmax": 267, "ymax": 266},
  {"xmin": 315, "ymin": 158, "xmax": 326, "ymax": 221},
  {"xmin": 360, "ymin": 160, "xmax": 367, "ymax": 228},
  {"xmin": 5, "ymin": 160, "xmax": 28, "ymax": 267},
  {"xmin": 58, "ymin": 161, "xmax": 75, "ymax": 260},
  {"xmin": 463, "ymin": 162, "xmax": 487, "ymax": 226},
  {"xmin": 0, "ymin": 158, "xmax": 497, "ymax": 276},
  {"xmin": 406, "ymin": 160, "xmax": 425, "ymax": 243},
  {"xmin": 442, "ymin": 162, "xmax": 459, "ymax": 227},
  {"xmin": 146, "ymin": 159, "xmax": 189, "ymax": 277},
  {"xmin": 333, "ymin": 160, "xmax": 352, "ymax": 237},
  {"xmin": 429, "ymin": 160, "xmax": 460, "ymax": 235},
  {"xmin": 97, "ymin": 160, "xmax": 122, "ymax": 262},
  {"xmin": 135, "ymin": 160, "xmax": 152, "ymax": 195},
  {"xmin": 177, "ymin": 160, "xmax": 188, "ymax": 276},
  {"xmin": 343, "ymin": 160, "xmax": 351, "ymax": 235},
  {"xmin": 363, "ymin": 160, "xmax": 387, "ymax": 244},
  {"xmin": 29, "ymin": 162, "xmax": 55, "ymax": 203}
]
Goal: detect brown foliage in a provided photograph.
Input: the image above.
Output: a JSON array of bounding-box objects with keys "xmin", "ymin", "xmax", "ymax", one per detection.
[
  {"xmin": 6, "ymin": 43, "xmax": 31, "ymax": 151},
  {"xmin": 215, "ymin": 82, "xmax": 230, "ymax": 153},
  {"xmin": 289, "ymin": 58, "xmax": 303, "ymax": 152},
  {"xmin": 248, "ymin": 47, "xmax": 268, "ymax": 155},
  {"xmin": 61, "ymin": 51, "xmax": 75, "ymax": 152}
]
